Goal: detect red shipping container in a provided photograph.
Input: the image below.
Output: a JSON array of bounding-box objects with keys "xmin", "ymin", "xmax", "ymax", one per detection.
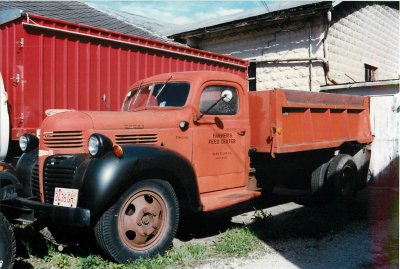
[{"xmin": 0, "ymin": 12, "xmax": 248, "ymax": 160}]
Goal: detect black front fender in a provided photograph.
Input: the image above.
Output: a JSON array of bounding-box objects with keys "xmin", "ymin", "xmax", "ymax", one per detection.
[{"xmin": 79, "ymin": 145, "xmax": 201, "ymax": 217}]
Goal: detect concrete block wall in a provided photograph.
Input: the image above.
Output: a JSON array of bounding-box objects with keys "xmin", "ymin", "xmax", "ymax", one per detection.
[
  {"xmin": 199, "ymin": 17, "xmax": 327, "ymax": 91},
  {"xmin": 328, "ymin": 2, "xmax": 399, "ymax": 84},
  {"xmin": 196, "ymin": 2, "xmax": 398, "ymax": 92}
]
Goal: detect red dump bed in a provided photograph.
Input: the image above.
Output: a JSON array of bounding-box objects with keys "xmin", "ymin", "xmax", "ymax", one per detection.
[{"xmin": 248, "ymin": 90, "xmax": 372, "ymax": 154}]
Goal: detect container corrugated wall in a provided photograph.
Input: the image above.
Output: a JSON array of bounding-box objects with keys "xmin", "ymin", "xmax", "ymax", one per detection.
[{"xmin": 0, "ymin": 13, "xmax": 248, "ymax": 141}]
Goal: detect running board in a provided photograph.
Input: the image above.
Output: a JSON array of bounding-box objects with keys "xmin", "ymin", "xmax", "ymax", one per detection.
[{"xmin": 200, "ymin": 188, "xmax": 261, "ymax": 212}]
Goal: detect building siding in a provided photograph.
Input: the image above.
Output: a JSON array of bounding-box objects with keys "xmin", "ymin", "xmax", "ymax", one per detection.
[
  {"xmin": 193, "ymin": 3, "xmax": 398, "ymax": 91},
  {"xmin": 328, "ymin": 2, "xmax": 399, "ymax": 84}
]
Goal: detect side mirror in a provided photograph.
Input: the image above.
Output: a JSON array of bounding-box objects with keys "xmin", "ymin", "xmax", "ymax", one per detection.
[{"xmin": 221, "ymin": 90, "xmax": 233, "ymax": 103}]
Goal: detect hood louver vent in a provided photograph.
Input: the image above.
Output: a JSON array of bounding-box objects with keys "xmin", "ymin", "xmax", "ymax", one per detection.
[
  {"xmin": 115, "ymin": 134, "xmax": 158, "ymax": 145},
  {"xmin": 43, "ymin": 131, "xmax": 83, "ymax": 149}
]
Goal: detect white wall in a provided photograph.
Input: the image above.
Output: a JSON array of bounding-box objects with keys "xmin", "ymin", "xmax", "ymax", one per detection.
[
  {"xmin": 195, "ymin": 3, "xmax": 399, "ymax": 92},
  {"xmin": 321, "ymin": 83, "xmax": 400, "ymax": 187},
  {"xmin": 328, "ymin": 2, "xmax": 399, "ymax": 84},
  {"xmin": 199, "ymin": 17, "xmax": 326, "ymax": 91}
]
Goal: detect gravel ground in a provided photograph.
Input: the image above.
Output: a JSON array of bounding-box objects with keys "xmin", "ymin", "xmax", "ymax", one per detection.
[
  {"xmin": 194, "ymin": 220, "xmax": 372, "ymax": 269},
  {"xmin": 12, "ymin": 186, "xmax": 398, "ymax": 269},
  {"xmin": 178, "ymin": 186, "xmax": 399, "ymax": 269}
]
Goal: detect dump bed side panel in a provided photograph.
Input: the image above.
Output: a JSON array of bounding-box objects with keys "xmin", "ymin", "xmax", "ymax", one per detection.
[{"xmin": 249, "ymin": 89, "xmax": 372, "ymax": 154}]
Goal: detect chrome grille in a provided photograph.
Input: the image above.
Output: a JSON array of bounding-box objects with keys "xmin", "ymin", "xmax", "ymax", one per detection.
[
  {"xmin": 43, "ymin": 155, "xmax": 76, "ymax": 204},
  {"xmin": 43, "ymin": 131, "xmax": 83, "ymax": 149},
  {"xmin": 115, "ymin": 134, "xmax": 158, "ymax": 145}
]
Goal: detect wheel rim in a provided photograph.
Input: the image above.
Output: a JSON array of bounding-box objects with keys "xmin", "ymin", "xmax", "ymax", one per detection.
[
  {"xmin": 338, "ymin": 165, "xmax": 354, "ymax": 197},
  {"xmin": 118, "ymin": 190, "xmax": 167, "ymax": 251}
]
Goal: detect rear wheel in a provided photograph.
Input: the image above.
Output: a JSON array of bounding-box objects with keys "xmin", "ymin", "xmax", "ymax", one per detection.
[
  {"xmin": 0, "ymin": 212, "xmax": 16, "ymax": 269},
  {"xmin": 326, "ymin": 154, "xmax": 358, "ymax": 201},
  {"xmin": 95, "ymin": 179, "xmax": 179, "ymax": 263},
  {"xmin": 311, "ymin": 162, "xmax": 330, "ymax": 195}
]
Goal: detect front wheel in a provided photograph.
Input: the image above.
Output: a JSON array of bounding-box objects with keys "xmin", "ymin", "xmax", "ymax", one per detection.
[
  {"xmin": 94, "ymin": 179, "xmax": 179, "ymax": 263},
  {"xmin": 0, "ymin": 212, "xmax": 16, "ymax": 269}
]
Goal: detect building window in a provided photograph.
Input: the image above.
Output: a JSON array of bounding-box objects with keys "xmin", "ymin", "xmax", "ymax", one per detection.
[
  {"xmin": 248, "ymin": 62, "xmax": 257, "ymax": 91},
  {"xmin": 365, "ymin": 64, "xmax": 377, "ymax": 82}
]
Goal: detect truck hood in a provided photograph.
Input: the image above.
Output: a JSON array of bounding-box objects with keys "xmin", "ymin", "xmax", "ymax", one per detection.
[{"xmin": 42, "ymin": 109, "xmax": 191, "ymax": 132}]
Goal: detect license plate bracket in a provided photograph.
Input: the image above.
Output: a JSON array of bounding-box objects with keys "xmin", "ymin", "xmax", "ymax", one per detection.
[{"xmin": 53, "ymin": 187, "xmax": 79, "ymax": 208}]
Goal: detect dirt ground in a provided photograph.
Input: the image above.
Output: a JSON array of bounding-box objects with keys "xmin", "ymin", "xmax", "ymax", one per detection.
[
  {"xmin": 12, "ymin": 184, "xmax": 398, "ymax": 269},
  {"xmin": 176, "ymin": 186, "xmax": 399, "ymax": 269}
]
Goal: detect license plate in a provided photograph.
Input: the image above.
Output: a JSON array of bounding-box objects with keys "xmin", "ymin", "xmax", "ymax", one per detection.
[{"xmin": 53, "ymin": 188, "xmax": 79, "ymax": 208}]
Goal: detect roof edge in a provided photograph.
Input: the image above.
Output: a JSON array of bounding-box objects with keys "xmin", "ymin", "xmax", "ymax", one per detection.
[
  {"xmin": 168, "ymin": 1, "xmax": 333, "ymax": 38},
  {"xmin": 321, "ymin": 80, "xmax": 400, "ymax": 91}
]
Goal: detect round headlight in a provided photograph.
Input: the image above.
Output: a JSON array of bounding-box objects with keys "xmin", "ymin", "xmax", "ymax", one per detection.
[
  {"xmin": 19, "ymin": 134, "xmax": 39, "ymax": 152},
  {"xmin": 88, "ymin": 134, "xmax": 113, "ymax": 158},
  {"xmin": 88, "ymin": 135, "xmax": 100, "ymax": 156},
  {"xmin": 19, "ymin": 135, "xmax": 28, "ymax": 152}
]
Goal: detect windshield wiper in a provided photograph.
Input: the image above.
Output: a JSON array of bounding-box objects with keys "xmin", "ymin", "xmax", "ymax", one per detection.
[
  {"xmin": 130, "ymin": 80, "xmax": 143, "ymax": 109},
  {"xmin": 155, "ymin": 75, "xmax": 173, "ymax": 99}
]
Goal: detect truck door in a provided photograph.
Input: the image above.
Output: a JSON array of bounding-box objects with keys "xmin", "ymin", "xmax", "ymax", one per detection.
[
  {"xmin": 192, "ymin": 83, "xmax": 249, "ymax": 193},
  {"xmin": 0, "ymin": 73, "xmax": 10, "ymax": 161}
]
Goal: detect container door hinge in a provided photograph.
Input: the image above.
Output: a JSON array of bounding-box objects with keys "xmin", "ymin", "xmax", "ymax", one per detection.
[
  {"xmin": 10, "ymin": 74, "xmax": 20, "ymax": 85},
  {"xmin": 16, "ymin": 38, "xmax": 24, "ymax": 48},
  {"xmin": 18, "ymin": 113, "xmax": 24, "ymax": 124}
]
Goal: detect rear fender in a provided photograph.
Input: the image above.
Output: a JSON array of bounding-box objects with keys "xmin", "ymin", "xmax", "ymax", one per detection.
[{"xmin": 79, "ymin": 145, "xmax": 201, "ymax": 217}]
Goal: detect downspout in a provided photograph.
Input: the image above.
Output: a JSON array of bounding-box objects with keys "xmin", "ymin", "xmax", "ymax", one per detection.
[
  {"xmin": 251, "ymin": 10, "xmax": 338, "ymax": 86},
  {"xmin": 322, "ymin": 10, "xmax": 338, "ymax": 85}
]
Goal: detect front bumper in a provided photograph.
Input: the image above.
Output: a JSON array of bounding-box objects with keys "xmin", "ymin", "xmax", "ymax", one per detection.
[{"xmin": 2, "ymin": 197, "xmax": 90, "ymax": 227}]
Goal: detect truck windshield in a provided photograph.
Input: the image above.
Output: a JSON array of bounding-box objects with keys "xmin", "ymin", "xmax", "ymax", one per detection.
[{"xmin": 122, "ymin": 82, "xmax": 190, "ymax": 111}]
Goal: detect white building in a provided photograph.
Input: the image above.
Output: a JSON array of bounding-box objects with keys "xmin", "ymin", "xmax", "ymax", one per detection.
[
  {"xmin": 170, "ymin": 1, "xmax": 398, "ymax": 91},
  {"xmin": 170, "ymin": 1, "xmax": 399, "ymax": 185}
]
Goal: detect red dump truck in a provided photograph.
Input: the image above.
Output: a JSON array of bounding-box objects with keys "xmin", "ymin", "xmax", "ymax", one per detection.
[
  {"xmin": 0, "ymin": 10, "xmax": 247, "ymax": 162},
  {"xmin": 2, "ymin": 71, "xmax": 372, "ymax": 263}
]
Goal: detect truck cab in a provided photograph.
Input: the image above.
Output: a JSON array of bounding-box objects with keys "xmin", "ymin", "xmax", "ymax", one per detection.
[
  {"xmin": 14, "ymin": 71, "xmax": 260, "ymax": 263},
  {"xmin": 11, "ymin": 71, "xmax": 372, "ymax": 263}
]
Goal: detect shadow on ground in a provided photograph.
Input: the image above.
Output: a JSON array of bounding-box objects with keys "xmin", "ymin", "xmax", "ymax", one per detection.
[{"xmin": 12, "ymin": 157, "xmax": 398, "ymax": 269}]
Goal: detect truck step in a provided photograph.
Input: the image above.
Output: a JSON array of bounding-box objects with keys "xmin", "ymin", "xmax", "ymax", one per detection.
[{"xmin": 200, "ymin": 188, "xmax": 261, "ymax": 212}]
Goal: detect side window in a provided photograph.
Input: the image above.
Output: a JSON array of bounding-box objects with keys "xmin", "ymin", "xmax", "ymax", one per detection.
[{"xmin": 199, "ymin": 86, "xmax": 238, "ymax": 115}]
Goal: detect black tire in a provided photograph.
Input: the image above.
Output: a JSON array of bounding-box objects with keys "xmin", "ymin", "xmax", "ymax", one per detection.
[
  {"xmin": 326, "ymin": 154, "xmax": 358, "ymax": 201},
  {"xmin": 0, "ymin": 212, "xmax": 16, "ymax": 269},
  {"xmin": 94, "ymin": 179, "xmax": 179, "ymax": 263},
  {"xmin": 311, "ymin": 162, "xmax": 330, "ymax": 195}
]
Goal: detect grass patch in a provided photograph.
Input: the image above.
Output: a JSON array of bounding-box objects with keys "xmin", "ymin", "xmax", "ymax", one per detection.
[
  {"xmin": 131, "ymin": 228, "xmax": 261, "ymax": 268},
  {"xmin": 214, "ymin": 228, "xmax": 260, "ymax": 256},
  {"xmin": 17, "ymin": 227, "xmax": 262, "ymax": 269}
]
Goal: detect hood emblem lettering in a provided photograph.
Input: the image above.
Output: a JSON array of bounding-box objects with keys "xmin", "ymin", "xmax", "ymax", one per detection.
[{"xmin": 125, "ymin": 124, "xmax": 144, "ymax": 129}]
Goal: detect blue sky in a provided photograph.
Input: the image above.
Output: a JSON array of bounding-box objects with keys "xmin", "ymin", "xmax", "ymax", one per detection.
[{"xmin": 86, "ymin": 1, "xmax": 262, "ymax": 25}]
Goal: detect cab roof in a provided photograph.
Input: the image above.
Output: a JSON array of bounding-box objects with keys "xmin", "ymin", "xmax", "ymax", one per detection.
[{"xmin": 131, "ymin": 71, "xmax": 247, "ymax": 89}]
